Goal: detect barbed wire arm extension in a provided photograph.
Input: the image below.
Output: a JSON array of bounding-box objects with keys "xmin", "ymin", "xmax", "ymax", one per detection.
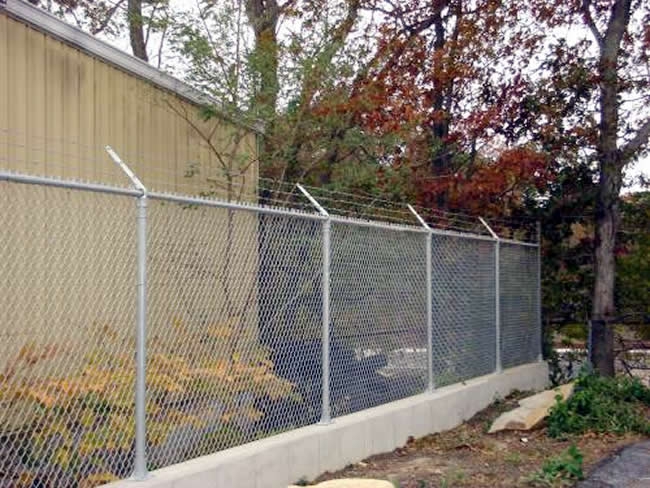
[
  {"xmin": 105, "ymin": 145, "xmax": 147, "ymax": 194},
  {"xmin": 296, "ymin": 183, "xmax": 329, "ymax": 217}
]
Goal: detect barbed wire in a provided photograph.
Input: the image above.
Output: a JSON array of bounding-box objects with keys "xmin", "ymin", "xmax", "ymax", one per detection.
[{"xmin": 0, "ymin": 131, "xmax": 548, "ymax": 239}]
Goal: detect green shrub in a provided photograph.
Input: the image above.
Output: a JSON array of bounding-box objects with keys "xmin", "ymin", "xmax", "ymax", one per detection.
[
  {"xmin": 558, "ymin": 323, "xmax": 588, "ymax": 341},
  {"xmin": 547, "ymin": 373, "xmax": 650, "ymax": 438},
  {"xmin": 528, "ymin": 444, "xmax": 584, "ymax": 486}
]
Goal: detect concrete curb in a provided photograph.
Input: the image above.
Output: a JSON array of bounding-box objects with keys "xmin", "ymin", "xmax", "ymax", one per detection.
[{"xmin": 104, "ymin": 362, "xmax": 549, "ymax": 488}]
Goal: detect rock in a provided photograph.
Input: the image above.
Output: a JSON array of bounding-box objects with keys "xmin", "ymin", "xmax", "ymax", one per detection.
[
  {"xmin": 488, "ymin": 405, "xmax": 548, "ymax": 433},
  {"xmin": 288, "ymin": 479, "xmax": 395, "ymax": 488},
  {"xmin": 488, "ymin": 383, "xmax": 574, "ymax": 434},
  {"xmin": 518, "ymin": 383, "xmax": 574, "ymax": 409}
]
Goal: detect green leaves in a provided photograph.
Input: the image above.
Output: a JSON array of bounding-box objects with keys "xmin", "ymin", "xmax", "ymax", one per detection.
[
  {"xmin": 528, "ymin": 444, "xmax": 584, "ymax": 486},
  {"xmin": 547, "ymin": 373, "xmax": 650, "ymax": 439}
]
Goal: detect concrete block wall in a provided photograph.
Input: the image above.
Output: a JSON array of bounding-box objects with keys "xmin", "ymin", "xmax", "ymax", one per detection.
[{"xmin": 105, "ymin": 362, "xmax": 548, "ymax": 488}]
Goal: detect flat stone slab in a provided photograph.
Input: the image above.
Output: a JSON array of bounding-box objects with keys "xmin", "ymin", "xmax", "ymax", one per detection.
[
  {"xmin": 289, "ymin": 480, "xmax": 394, "ymax": 488},
  {"xmin": 488, "ymin": 383, "xmax": 574, "ymax": 433},
  {"xmin": 578, "ymin": 441, "xmax": 650, "ymax": 487},
  {"xmin": 518, "ymin": 383, "xmax": 574, "ymax": 409}
]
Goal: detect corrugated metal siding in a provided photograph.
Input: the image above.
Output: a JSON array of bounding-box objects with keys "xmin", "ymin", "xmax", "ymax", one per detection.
[
  {"xmin": 0, "ymin": 13, "xmax": 260, "ymax": 389},
  {"xmin": 0, "ymin": 13, "xmax": 258, "ymax": 195}
]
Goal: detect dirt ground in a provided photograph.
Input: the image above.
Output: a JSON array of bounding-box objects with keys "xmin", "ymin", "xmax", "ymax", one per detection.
[{"xmin": 311, "ymin": 391, "xmax": 648, "ymax": 487}]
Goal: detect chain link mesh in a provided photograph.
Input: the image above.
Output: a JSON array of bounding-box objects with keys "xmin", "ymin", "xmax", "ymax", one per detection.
[
  {"xmin": 146, "ymin": 200, "xmax": 323, "ymax": 469},
  {"xmin": 329, "ymin": 222, "xmax": 428, "ymax": 417},
  {"xmin": 0, "ymin": 182, "xmax": 136, "ymax": 487},
  {"xmin": 430, "ymin": 235, "xmax": 497, "ymax": 386},
  {"xmin": 0, "ymin": 175, "xmax": 543, "ymax": 485},
  {"xmin": 500, "ymin": 242, "xmax": 541, "ymax": 368}
]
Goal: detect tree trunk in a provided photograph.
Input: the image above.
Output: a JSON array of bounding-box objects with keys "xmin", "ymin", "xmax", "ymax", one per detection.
[
  {"xmin": 244, "ymin": 0, "xmax": 280, "ymax": 174},
  {"xmin": 254, "ymin": 27, "xmax": 279, "ymax": 119},
  {"xmin": 429, "ymin": 7, "xmax": 450, "ymax": 175},
  {"xmin": 426, "ymin": 3, "xmax": 455, "ymax": 209},
  {"xmin": 245, "ymin": 0, "xmax": 280, "ymax": 119},
  {"xmin": 591, "ymin": 167, "xmax": 621, "ymax": 376},
  {"xmin": 128, "ymin": 0, "xmax": 149, "ymax": 62},
  {"xmin": 588, "ymin": 0, "xmax": 631, "ymax": 376}
]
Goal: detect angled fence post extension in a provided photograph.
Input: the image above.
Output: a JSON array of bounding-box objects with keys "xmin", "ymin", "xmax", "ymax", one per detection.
[
  {"xmin": 407, "ymin": 205, "xmax": 435, "ymax": 393},
  {"xmin": 479, "ymin": 217, "xmax": 502, "ymax": 374},
  {"xmin": 296, "ymin": 184, "xmax": 332, "ymax": 424},
  {"xmin": 106, "ymin": 146, "xmax": 149, "ymax": 480}
]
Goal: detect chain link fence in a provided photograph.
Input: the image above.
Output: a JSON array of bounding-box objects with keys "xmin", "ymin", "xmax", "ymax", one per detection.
[
  {"xmin": 0, "ymin": 170, "xmax": 541, "ymax": 487},
  {"xmin": 431, "ymin": 234, "xmax": 497, "ymax": 386},
  {"xmin": 145, "ymin": 201, "xmax": 324, "ymax": 469},
  {"xmin": 0, "ymin": 181, "xmax": 137, "ymax": 487},
  {"xmin": 330, "ymin": 222, "xmax": 428, "ymax": 417},
  {"xmin": 500, "ymin": 242, "xmax": 542, "ymax": 368}
]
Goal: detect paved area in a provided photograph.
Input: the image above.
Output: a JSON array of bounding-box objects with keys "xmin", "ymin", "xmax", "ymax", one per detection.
[{"xmin": 579, "ymin": 441, "xmax": 650, "ymax": 487}]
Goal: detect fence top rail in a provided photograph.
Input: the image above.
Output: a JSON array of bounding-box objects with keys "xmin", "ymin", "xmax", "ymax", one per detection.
[
  {"xmin": 499, "ymin": 237, "xmax": 539, "ymax": 248},
  {"xmin": 0, "ymin": 170, "xmax": 143, "ymax": 198},
  {"xmin": 0, "ymin": 170, "xmax": 539, "ymax": 247},
  {"xmin": 328, "ymin": 214, "xmax": 427, "ymax": 234},
  {"xmin": 147, "ymin": 190, "xmax": 326, "ymax": 221}
]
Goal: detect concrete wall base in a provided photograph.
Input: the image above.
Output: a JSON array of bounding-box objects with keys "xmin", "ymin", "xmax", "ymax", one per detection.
[{"xmin": 105, "ymin": 362, "xmax": 549, "ymax": 488}]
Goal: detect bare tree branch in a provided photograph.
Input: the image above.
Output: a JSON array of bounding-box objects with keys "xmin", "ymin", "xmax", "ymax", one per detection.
[
  {"xmin": 581, "ymin": 0, "xmax": 604, "ymax": 50},
  {"xmin": 620, "ymin": 117, "xmax": 650, "ymax": 161}
]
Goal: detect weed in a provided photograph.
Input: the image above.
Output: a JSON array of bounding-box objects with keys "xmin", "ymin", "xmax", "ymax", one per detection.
[
  {"xmin": 504, "ymin": 451, "xmax": 522, "ymax": 465},
  {"xmin": 440, "ymin": 469, "xmax": 466, "ymax": 487},
  {"xmin": 527, "ymin": 445, "xmax": 584, "ymax": 487},
  {"xmin": 294, "ymin": 477, "xmax": 309, "ymax": 486},
  {"xmin": 547, "ymin": 373, "xmax": 650, "ymax": 438},
  {"xmin": 483, "ymin": 419, "xmax": 493, "ymax": 434}
]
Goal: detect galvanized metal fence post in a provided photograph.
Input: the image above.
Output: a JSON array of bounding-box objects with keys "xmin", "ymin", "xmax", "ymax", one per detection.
[
  {"xmin": 408, "ymin": 205, "xmax": 434, "ymax": 392},
  {"xmin": 133, "ymin": 194, "xmax": 148, "ymax": 479},
  {"xmin": 424, "ymin": 231, "xmax": 434, "ymax": 391},
  {"xmin": 536, "ymin": 221, "xmax": 543, "ymax": 362},
  {"xmin": 495, "ymin": 240, "xmax": 502, "ymax": 373},
  {"xmin": 296, "ymin": 185, "xmax": 332, "ymax": 424},
  {"xmin": 479, "ymin": 218, "xmax": 502, "ymax": 374},
  {"xmin": 106, "ymin": 147, "xmax": 149, "ymax": 480},
  {"xmin": 320, "ymin": 217, "xmax": 332, "ymax": 423}
]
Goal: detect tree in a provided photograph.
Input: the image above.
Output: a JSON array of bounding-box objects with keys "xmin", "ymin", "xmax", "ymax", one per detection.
[
  {"xmin": 28, "ymin": 0, "xmax": 170, "ymax": 63},
  {"xmin": 128, "ymin": 0, "xmax": 148, "ymax": 61},
  {"xmin": 337, "ymin": 0, "xmax": 556, "ymax": 218},
  {"xmin": 171, "ymin": 0, "xmax": 371, "ymax": 191},
  {"xmin": 356, "ymin": 1, "xmax": 649, "ymax": 377},
  {"xmin": 532, "ymin": 0, "xmax": 650, "ymax": 375},
  {"xmin": 244, "ymin": 0, "xmax": 283, "ymax": 119},
  {"xmin": 583, "ymin": 0, "xmax": 650, "ymax": 375},
  {"xmin": 162, "ymin": 0, "xmax": 553, "ymax": 212}
]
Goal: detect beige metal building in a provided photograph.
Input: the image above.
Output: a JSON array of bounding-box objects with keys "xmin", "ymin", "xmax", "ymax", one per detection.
[
  {"xmin": 0, "ymin": 0, "xmax": 260, "ymax": 194},
  {"xmin": 0, "ymin": 0, "xmax": 262, "ymax": 382}
]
